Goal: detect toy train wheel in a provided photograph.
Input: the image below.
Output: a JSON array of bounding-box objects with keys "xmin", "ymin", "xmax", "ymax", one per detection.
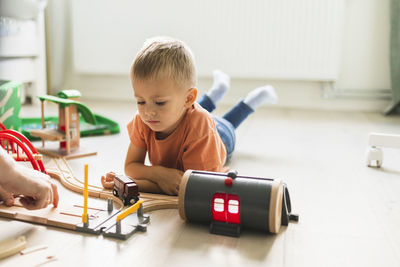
[{"xmin": 113, "ymin": 189, "xmax": 118, "ymax": 197}]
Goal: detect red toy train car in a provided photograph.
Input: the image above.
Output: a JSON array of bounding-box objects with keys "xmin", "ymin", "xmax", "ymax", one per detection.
[{"xmin": 112, "ymin": 174, "xmax": 140, "ymax": 206}]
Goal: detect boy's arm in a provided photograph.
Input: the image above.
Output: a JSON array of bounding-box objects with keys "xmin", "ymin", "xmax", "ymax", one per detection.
[{"xmin": 124, "ymin": 143, "xmax": 183, "ymax": 195}]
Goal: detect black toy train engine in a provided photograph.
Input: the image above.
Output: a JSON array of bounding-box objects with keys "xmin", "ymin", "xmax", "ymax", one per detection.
[{"xmin": 113, "ymin": 175, "xmax": 139, "ymax": 205}]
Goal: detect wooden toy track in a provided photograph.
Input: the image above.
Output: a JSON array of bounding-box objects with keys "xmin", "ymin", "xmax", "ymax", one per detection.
[
  {"xmin": 0, "ymin": 122, "xmax": 46, "ymax": 173},
  {"xmin": 46, "ymin": 157, "xmax": 179, "ymax": 213},
  {"xmin": 0, "ymin": 156, "xmax": 178, "ymax": 234}
]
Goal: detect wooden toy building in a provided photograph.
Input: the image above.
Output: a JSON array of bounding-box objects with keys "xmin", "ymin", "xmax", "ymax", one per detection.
[
  {"xmin": 30, "ymin": 90, "xmax": 97, "ymax": 159},
  {"xmin": 178, "ymin": 170, "xmax": 298, "ymax": 237}
]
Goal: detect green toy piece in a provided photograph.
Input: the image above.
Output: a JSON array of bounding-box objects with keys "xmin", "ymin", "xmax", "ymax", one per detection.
[
  {"xmin": 57, "ymin": 89, "xmax": 82, "ymax": 99},
  {"xmin": 0, "ymin": 80, "xmax": 22, "ymax": 131}
]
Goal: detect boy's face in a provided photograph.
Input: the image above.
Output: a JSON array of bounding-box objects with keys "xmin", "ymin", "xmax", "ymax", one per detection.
[{"xmin": 132, "ymin": 77, "xmax": 192, "ymax": 138}]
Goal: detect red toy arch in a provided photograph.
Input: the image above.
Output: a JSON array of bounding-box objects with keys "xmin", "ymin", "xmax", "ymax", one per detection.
[{"xmin": 0, "ymin": 123, "xmax": 46, "ymax": 173}]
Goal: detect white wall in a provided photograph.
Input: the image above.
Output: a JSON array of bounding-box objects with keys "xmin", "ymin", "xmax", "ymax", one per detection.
[
  {"xmin": 46, "ymin": 0, "xmax": 392, "ymax": 111},
  {"xmin": 337, "ymin": 0, "xmax": 390, "ymax": 91}
]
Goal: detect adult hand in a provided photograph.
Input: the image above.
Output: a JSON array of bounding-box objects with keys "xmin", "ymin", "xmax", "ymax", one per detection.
[
  {"xmin": 0, "ymin": 185, "xmax": 14, "ymax": 206},
  {"xmin": 16, "ymin": 166, "xmax": 59, "ymax": 210},
  {"xmin": 0, "ymin": 147, "xmax": 59, "ymax": 209},
  {"xmin": 1, "ymin": 167, "xmax": 59, "ymax": 210}
]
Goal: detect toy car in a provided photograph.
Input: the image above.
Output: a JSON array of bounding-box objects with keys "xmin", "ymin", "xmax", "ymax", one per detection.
[{"xmin": 112, "ymin": 174, "xmax": 139, "ymax": 205}]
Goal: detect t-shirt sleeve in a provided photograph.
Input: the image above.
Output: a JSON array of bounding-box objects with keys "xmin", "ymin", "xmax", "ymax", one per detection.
[
  {"xmin": 182, "ymin": 130, "xmax": 225, "ymax": 172},
  {"xmin": 127, "ymin": 115, "xmax": 147, "ymax": 150}
]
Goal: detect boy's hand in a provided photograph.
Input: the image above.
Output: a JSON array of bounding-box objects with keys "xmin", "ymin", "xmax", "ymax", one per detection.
[
  {"xmin": 221, "ymin": 166, "xmax": 230, "ymax": 173},
  {"xmin": 101, "ymin": 172, "xmax": 116, "ymax": 189},
  {"xmin": 156, "ymin": 168, "xmax": 183, "ymax": 195}
]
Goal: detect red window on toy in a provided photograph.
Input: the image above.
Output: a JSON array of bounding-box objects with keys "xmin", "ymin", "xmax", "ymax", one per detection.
[{"xmin": 212, "ymin": 193, "xmax": 240, "ymax": 224}]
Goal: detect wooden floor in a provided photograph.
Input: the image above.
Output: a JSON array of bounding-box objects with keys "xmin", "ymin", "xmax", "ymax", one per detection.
[{"xmin": 1, "ymin": 101, "xmax": 400, "ymax": 267}]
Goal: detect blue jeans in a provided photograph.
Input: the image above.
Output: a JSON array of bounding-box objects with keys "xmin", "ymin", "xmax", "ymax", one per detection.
[{"xmin": 197, "ymin": 95, "xmax": 254, "ymax": 162}]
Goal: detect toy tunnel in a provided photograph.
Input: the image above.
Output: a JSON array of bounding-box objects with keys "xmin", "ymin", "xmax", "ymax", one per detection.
[{"xmin": 178, "ymin": 170, "xmax": 298, "ymax": 235}]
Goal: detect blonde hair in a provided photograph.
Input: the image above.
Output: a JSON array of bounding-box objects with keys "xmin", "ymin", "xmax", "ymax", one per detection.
[{"xmin": 131, "ymin": 36, "xmax": 197, "ymax": 88}]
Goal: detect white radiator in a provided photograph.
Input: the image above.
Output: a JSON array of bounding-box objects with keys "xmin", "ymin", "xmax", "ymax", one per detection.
[{"xmin": 71, "ymin": 0, "xmax": 345, "ymax": 81}]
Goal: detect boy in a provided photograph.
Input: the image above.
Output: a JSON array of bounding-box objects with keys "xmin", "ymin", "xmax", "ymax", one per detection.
[{"xmin": 103, "ymin": 37, "xmax": 277, "ymax": 195}]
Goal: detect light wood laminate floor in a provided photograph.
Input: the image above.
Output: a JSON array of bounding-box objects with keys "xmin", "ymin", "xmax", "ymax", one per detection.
[{"xmin": 1, "ymin": 101, "xmax": 400, "ymax": 267}]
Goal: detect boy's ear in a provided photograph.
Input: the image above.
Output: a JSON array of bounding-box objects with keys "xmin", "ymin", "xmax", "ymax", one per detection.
[{"xmin": 185, "ymin": 88, "xmax": 198, "ymax": 107}]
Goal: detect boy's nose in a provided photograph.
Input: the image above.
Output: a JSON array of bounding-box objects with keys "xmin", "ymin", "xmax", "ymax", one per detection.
[{"xmin": 145, "ymin": 107, "xmax": 156, "ymax": 117}]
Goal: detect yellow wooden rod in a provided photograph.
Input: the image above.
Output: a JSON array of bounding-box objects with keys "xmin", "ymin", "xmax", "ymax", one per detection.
[
  {"xmin": 116, "ymin": 200, "xmax": 144, "ymax": 222},
  {"xmin": 82, "ymin": 164, "xmax": 89, "ymax": 223}
]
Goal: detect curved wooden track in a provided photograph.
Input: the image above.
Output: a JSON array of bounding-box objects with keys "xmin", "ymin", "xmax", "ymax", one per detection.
[{"xmin": 45, "ymin": 157, "xmax": 178, "ymax": 213}]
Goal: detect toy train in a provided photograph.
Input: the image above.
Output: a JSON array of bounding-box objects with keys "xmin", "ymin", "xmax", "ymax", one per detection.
[
  {"xmin": 112, "ymin": 174, "xmax": 140, "ymax": 206},
  {"xmin": 178, "ymin": 170, "xmax": 298, "ymax": 237}
]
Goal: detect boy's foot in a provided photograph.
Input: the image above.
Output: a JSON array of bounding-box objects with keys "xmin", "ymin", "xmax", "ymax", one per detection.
[
  {"xmin": 206, "ymin": 70, "xmax": 230, "ymax": 104},
  {"xmin": 244, "ymin": 85, "xmax": 278, "ymax": 110}
]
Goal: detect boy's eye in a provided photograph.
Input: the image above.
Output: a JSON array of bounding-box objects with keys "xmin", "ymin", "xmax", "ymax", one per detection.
[
  {"xmin": 137, "ymin": 101, "xmax": 145, "ymax": 105},
  {"xmin": 155, "ymin": 101, "xmax": 166, "ymax": 106}
]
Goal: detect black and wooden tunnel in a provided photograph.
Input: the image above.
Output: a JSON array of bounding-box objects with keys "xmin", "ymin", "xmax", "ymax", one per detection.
[{"xmin": 178, "ymin": 170, "xmax": 298, "ymax": 234}]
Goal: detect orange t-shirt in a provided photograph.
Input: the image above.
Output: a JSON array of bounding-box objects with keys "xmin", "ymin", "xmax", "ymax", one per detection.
[{"xmin": 127, "ymin": 103, "xmax": 226, "ymax": 172}]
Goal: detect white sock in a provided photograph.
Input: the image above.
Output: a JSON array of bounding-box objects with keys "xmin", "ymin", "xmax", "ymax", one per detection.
[
  {"xmin": 206, "ymin": 70, "xmax": 230, "ymax": 104},
  {"xmin": 243, "ymin": 85, "xmax": 278, "ymax": 110}
]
